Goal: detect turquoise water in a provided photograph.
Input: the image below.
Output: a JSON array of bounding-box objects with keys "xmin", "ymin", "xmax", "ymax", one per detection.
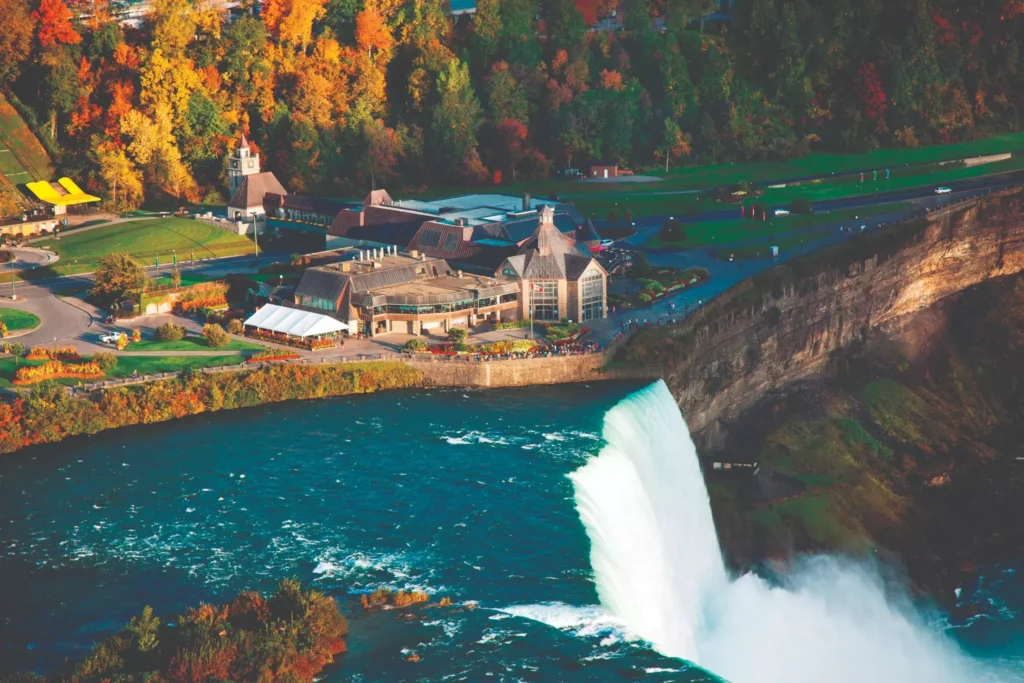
[{"xmin": 0, "ymin": 382, "xmax": 1020, "ymax": 681}]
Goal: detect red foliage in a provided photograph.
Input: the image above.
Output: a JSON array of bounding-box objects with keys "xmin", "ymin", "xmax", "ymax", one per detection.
[
  {"xmin": 33, "ymin": 0, "xmax": 82, "ymax": 48},
  {"xmin": 855, "ymin": 61, "xmax": 888, "ymax": 121},
  {"xmin": 932, "ymin": 9, "xmax": 957, "ymax": 47}
]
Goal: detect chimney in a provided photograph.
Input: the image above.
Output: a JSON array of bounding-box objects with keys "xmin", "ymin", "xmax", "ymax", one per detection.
[
  {"xmin": 409, "ymin": 249, "xmax": 420, "ymax": 258},
  {"xmin": 523, "ymin": 193, "xmax": 530, "ymax": 211},
  {"xmin": 359, "ymin": 250, "xmax": 365, "ymax": 261}
]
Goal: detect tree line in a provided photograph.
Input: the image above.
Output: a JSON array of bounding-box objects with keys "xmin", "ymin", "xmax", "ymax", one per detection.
[{"xmin": 0, "ymin": 0, "xmax": 1021, "ymax": 210}]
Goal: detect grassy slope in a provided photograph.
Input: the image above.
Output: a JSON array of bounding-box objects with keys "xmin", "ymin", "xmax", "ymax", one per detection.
[
  {"xmin": 0, "ymin": 307, "xmax": 40, "ymax": 331},
  {"xmin": 0, "ymin": 92, "xmax": 53, "ymax": 181},
  {"xmin": 33, "ymin": 218, "xmax": 258, "ymax": 274}
]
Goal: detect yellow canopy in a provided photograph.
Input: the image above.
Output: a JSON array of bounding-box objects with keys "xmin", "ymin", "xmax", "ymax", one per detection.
[{"xmin": 26, "ymin": 177, "xmax": 101, "ymax": 206}]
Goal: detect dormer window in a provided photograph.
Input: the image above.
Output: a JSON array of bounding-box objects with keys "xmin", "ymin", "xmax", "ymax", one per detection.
[{"xmin": 502, "ymin": 267, "xmax": 516, "ymax": 277}]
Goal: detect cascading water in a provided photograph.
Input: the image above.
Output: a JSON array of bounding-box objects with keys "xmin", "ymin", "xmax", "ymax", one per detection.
[
  {"xmin": 570, "ymin": 380, "xmax": 1013, "ymax": 683},
  {"xmin": 568, "ymin": 379, "xmax": 727, "ymax": 661}
]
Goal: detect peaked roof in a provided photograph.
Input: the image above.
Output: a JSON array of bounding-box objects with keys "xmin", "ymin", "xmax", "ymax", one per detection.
[
  {"xmin": 502, "ymin": 206, "xmax": 601, "ymax": 280},
  {"xmin": 238, "ymin": 132, "xmax": 250, "ymax": 150},
  {"xmin": 228, "ymin": 172, "xmax": 287, "ymax": 209}
]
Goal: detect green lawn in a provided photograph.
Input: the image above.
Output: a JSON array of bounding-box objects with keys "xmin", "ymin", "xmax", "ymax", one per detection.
[
  {"xmin": 711, "ymin": 233, "xmax": 818, "ymax": 260},
  {"xmin": 128, "ymin": 336, "xmax": 263, "ymax": 352},
  {"xmin": 105, "ymin": 355, "xmax": 246, "ymax": 378},
  {"xmin": 0, "ymin": 307, "xmax": 40, "ymax": 331},
  {"xmin": 757, "ymin": 155, "xmax": 1024, "ymax": 206},
  {"xmin": 0, "ymin": 357, "xmax": 77, "ymax": 389},
  {"xmin": 32, "ymin": 218, "xmax": 259, "ymax": 275},
  {"xmin": 152, "ymin": 273, "xmax": 214, "ymax": 288},
  {"xmin": 647, "ymin": 201, "xmax": 913, "ymax": 249},
  {"xmin": 394, "ymin": 131, "xmax": 1024, "ymax": 215}
]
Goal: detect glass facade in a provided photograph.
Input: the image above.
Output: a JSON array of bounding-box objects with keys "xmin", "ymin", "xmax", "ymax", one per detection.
[
  {"xmin": 531, "ymin": 281, "xmax": 559, "ymax": 321},
  {"xmin": 581, "ymin": 270, "xmax": 603, "ymax": 321},
  {"xmin": 303, "ymin": 296, "xmax": 336, "ymax": 311}
]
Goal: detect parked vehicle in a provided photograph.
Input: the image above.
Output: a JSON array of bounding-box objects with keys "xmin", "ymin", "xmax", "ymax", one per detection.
[
  {"xmin": 98, "ymin": 332, "xmax": 121, "ymax": 344},
  {"xmin": 774, "ymin": 209, "xmax": 791, "ymax": 216},
  {"xmin": 935, "ymin": 186, "xmax": 952, "ymax": 194}
]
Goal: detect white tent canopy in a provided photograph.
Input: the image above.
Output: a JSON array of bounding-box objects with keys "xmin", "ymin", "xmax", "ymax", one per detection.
[{"xmin": 244, "ymin": 304, "xmax": 348, "ymax": 337}]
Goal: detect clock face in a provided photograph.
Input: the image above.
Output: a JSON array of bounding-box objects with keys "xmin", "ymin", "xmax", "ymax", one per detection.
[
  {"xmin": 231, "ymin": 161, "xmax": 238, "ymax": 168},
  {"xmin": 247, "ymin": 160, "xmax": 254, "ymax": 168}
]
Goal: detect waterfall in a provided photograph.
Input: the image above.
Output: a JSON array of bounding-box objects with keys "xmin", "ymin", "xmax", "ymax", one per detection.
[
  {"xmin": 569, "ymin": 380, "xmax": 726, "ymax": 661},
  {"xmin": 570, "ymin": 380, "xmax": 1011, "ymax": 683}
]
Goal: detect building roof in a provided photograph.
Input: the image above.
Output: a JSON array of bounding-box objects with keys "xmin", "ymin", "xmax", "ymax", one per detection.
[
  {"xmin": 238, "ymin": 132, "xmax": 250, "ymax": 150},
  {"xmin": 294, "ymin": 267, "xmax": 349, "ymax": 302},
  {"xmin": 228, "ymin": 172, "xmax": 287, "ymax": 209},
  {"xmin": 589, "ymin": 160, "xmax": 618, "ymax": 168},
  {"xmin": 576, "ymin": 219, "xmax": 601, "ymax": 244},
  {"xmin": 450, "ymin": 0, "xmax": 476, "ymax": 13},
  {"xmin": 26, "ymin": 178, "xmax": 100, "ymax": 206},
  {"xmin": 502, "ymin": 206, "xmax": 603, "ymax": 281},
  {"xmin": 244, "ymin": 303, "xmax": 348, "ymax": 336},
  {"xmin": 265, "ymin": 192, "xmax": 351, "ymax": 216}
]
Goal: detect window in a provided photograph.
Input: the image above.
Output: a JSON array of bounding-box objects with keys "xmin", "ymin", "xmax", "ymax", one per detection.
[
  {"xmin": 420, "ymin": 230, "xmax": 441, "ymax": 248},
  {"xmin": 303, "ymin": 296, "xmax": 336, "ymax": 312},
  {"xmin": 531, "ymin": 281, "xmax": 559, "ymax": 321},
  {"xmin": 502, "ymin": 267, "xmax": 517, "ymax": 277},
  {"xmin": 581, "ymin": 270, "xmax": 603, "ymax": 321},
  {"xmin": 442, "ymin": 233, "xmax": 460, "ymax": 252}
]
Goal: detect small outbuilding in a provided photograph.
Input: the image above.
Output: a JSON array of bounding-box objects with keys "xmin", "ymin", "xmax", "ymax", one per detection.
[{"xmin": 588, "ymin": 161, "xmax": 618, "ymax": 179}]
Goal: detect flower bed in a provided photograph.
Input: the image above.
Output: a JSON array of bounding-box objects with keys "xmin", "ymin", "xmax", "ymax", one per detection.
[
  {"xmin": 26, "ymin": 346, "xmax": 80, "ymax": 361},
  {"xmin": 14, "ymin": 360, "xmax": 104, "ymax": 385},
  {"xmin": 177, "ymin": 294, "xmax": 229, "ymax": 313},
  {"xmin": 245, "ymin": 328, "xmax": 340, "ymax": 351},
  {"xmin": 494, "ymin": 319, "xmax": 532, "ymax": 330}
]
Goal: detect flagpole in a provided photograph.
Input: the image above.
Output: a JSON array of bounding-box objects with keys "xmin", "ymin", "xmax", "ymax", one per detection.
[{"xmin": 529, "ymin": 283, "xmax": 534, "ymax": 340}]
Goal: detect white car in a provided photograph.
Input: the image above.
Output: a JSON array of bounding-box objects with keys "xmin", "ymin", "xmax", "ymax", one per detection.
[
  {"xmin": 934, "ymin": 186, "xmax": 952, "ymax": 194},
  {"xmin": 600, "ymin": 239, "xmax": 615, "ymax": 247},
  {"xmin": 774, "ymin": 209, "xmax": 790, "ymax": 216},
  {"xmin": 98, "ymin": 332, "xmax": 122, "ymax": 344}
]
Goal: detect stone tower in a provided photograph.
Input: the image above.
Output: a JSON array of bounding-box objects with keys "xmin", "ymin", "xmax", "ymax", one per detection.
[{"xmin": 227, "ymin": 133, "xmax": 259, "ymax": 197}]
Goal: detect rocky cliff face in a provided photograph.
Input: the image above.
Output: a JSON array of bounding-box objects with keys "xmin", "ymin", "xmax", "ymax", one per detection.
[{"xmin": 633, "ymin": 189, "xmax": 1024, "ymax": 448}]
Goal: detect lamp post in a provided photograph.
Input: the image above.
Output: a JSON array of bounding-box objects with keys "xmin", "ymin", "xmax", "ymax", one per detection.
[{"xmin": 252, "ymin": 214, "xmax": 259, "ymax": 265}]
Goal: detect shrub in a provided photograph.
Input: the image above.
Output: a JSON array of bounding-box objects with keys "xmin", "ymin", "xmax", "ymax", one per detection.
[
  {"xmin": 26, "ymin": 346, "xmax": 79, "ymax": 360},
  {"xmin": 93, "ymin": 351, "xmax": 118, "ymax": 372},
  {"xmin": 203, "ymin": 323, "xmax": 230, "ymax": 347},
  {"xmin": 226, "ymin": 318, "xmax": 244, "ymax": 335},
  {"xmin": 638, "ymin": 293, "xmax": 652, "ymax": 303},
  {"xmin": 447, "ymin": 327, "xmax": 468, "ymax": 343},
  {"xmin": 404, "ymin": 339, "xmax": 427, "ymax": 351},
  {"xmin": 131, "ymin": 328, "xmax": 141, "ymax": 343},
  {"xmin": 660, "ymin": 219, "xmax": 686, "ymax": 243},
  {"xmin": 247, "ymin": 348, "xmax": 301, "ymax": 363},
  {"xmin": 14, "ymin": 361, "xmax": 104, "ymax": 384},
  {"xmin": 791, "ymin": 197, "xmax": 813, "ymax": 214},
  {"xmin": 155, "ymin": 322, "xmax": 187, "ymax": 341}
]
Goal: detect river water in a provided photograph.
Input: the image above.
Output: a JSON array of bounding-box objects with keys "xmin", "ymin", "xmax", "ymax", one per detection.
[{"xmin": 0, "ymin": 382, "xmax": 1021, "ymax": 681}]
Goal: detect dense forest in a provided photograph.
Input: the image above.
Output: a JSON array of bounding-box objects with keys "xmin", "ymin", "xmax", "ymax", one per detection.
[{"xmin": 1, "ymin": 0, "xmax": 1023, "ymax": 207}]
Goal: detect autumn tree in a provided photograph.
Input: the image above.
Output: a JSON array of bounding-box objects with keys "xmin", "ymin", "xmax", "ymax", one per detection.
[
  {"xmin": 0, "ymin": 0, "xmax": 35, "ymax": 86},
  {"xmin": 97, "ymin": 144, "xmax": 145, "ymax": 214},
  {"xmin": 33, "ymin": 0, "xmax": 81, "ymax": 49},
  {"xmin": 92, "ymin": 253, "xmax": 146, "ymax": 307},
  {"xmin": 656, "ymin": 118, "xmax": 690, "ymax": 172}
]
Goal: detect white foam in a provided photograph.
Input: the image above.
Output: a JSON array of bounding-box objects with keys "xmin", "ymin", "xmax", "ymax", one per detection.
[
  {"xmin": 570, "ymin": 380, "xmax": 1015, "ymax": 683},
  {"xmin": 494, "ymin": 603, "xmax": 634, "ymax": 643}
]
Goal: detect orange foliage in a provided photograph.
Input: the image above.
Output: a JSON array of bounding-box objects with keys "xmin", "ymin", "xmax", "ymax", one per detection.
[
  {"xmin": 356, "ymin": 7, "xmax": 394, "ymax": 57},
  {"xmin": 106, "ymin": 79, "xmax": 135, "ymax": 138},
  {"xmin": 26, "ymin": 346, "xmax": 79, "ymax": 360},
  {"xmin": 113, "ymin": 42, "xmax": 140, "ymax": 70},
  {"xmin": 600, "ymin": 69, "xmax": 624, "ymax": 91},
  {"xmin": 33, "ymin": 0, "xmax": 82, "ymax": 48}
]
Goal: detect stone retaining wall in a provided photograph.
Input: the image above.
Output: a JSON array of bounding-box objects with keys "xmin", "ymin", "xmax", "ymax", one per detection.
[{"xmin": 408, "ymin": 353, "xmax": 661, "ymax": 388}]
